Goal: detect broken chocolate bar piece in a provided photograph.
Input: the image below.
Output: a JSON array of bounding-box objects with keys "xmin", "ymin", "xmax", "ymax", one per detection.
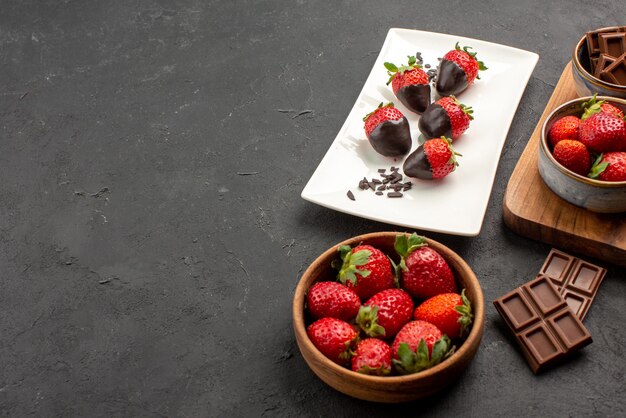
[
  {"xmin": 539, "ymin": 249, "xmax": 606, "ymax": 320},
  {"xmin": 586, "ymin": 27, "xmax": 621, "ymax": 57},
  {"xmin": 494, "ymin": 276, "xmax": 592, "ymax": 374},
  {"xmin": 594, "ymin": 54, "xmax": 617, "ymax": 78},
  {"xmin": 598, "ymin": 32, "xmax": 626, "ymax": 58},
  {"xmin": 601, "ymin": 53, "xmax": 626, "ymax": 86}
]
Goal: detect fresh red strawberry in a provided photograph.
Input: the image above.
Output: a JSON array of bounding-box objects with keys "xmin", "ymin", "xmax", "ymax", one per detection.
[
  {"xmin": 363, "ymin": 102, "xmax": 412, "ymax": 157},
  {"xmin": 419, "ymin": 96, "xmax": 473, "ymax": 140},
  {"xmin": 436, "ymin": 42, "xmax": 488, "ymax": 96},
  {"xmin": 391, "ymin": 320, "xmax": 452, "ymax": 375},
  {"xmin": 332, "ymin": 244, "xmax": 395, "ymax": 301},
  {"xmin": 356, "ymin": 289, "xmax": 414, "ymax": 338},
  {"xmin": 306, "ymin": 281, "xmax": 361, "ymax": 321},
  {"xmin": 548, "ymin": 115, "xmax": 581, "ymax": 148},
  {"xmin": 307, "ymin": 317, "xmax": 358, "ymax": 365},
  {"xmin": 589, "ymin": 152, "xmax": 626, "ymax": 181},
  {"xmin": 413, "ymin": 290, "xmax": 473, "ymax": 339},
  {"xmin": 552, "ymin": 139, "xmax": 591, "ymax": 176},
  {"xmin": 403, "ymin": 137, "xmax": 460, "ymax": 180},
  {"xmin": 384, "ymin": 55, "xmax": 431, "ymax": 114},
  {"xmin": 581, "ymin": 94, "xmax": 625, "ymax": 120},
  {"xmin": 351, "ymin": 338, "xmax": 392, "ymax": 376},
  {"xmin": 394, "ymin": 233, "xmax": 458, "ymax": 300},
  {"xmin": 578, "ymin": 112, "xmax": 626, "ymax": 153}
]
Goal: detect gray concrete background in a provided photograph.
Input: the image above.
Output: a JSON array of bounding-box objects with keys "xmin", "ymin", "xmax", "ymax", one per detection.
[{"xmin": 1, "ymin": 0, "xmax": 624, "ymax": 416}]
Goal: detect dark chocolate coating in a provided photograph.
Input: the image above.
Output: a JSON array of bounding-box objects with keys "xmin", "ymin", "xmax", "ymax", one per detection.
[
  {"xmin": 396, "ymin": 84, "xmax": 431, "ymax": 114},
  {"xmin": 418, "ymin": 104, "xmax": 452, "ymax": 139},
  {"xmin": 367, "ymin": 117, "xmax": 412, "ymax": 157},
  {"xmin": 402, "ymin": 145, "xmax": 432, "ymax": 179},
  {"xmin": 435, "ymin": 59, "xmax": 469, "ymax": 96}
]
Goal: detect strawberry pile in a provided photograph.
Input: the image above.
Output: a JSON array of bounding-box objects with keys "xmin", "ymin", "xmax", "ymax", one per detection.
[
  {"xmin": 548, "ymin": 95, "xmax": 626, "ymax": 182},
  {"xmin": 305, "ymin": 233, "xmax": 474, "ymax": 376}
]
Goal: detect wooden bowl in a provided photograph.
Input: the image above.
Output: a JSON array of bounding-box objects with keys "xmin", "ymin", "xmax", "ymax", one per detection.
[{"xmin": 292, "ymin": 232, "xmax": 485, "ymax": 403}]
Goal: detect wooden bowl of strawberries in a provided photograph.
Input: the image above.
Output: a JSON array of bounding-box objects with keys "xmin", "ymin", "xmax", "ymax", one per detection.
[
  {"xmin": 292, "ymin": 232, "xmax": 484, "ymax": 403},
  {"xmin": 539, "ymin": 95, "xmax": 626, "ymax": 213}
]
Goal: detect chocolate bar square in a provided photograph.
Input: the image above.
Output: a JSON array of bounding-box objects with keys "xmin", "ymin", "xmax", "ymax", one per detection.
[
  {"xmin": 494, "ymin": 276, "xmax": 592, "ymax": 374},
  {"xmin": 599, "ymin": 32, "xmax": 626, "ymax": 58},
  {"xmin": 601, "ymin": 53, "xmax": 626, "ymax": 86},
  {"xmin": 539, "ymin": 249, "xmax": 606, "ymax": 320},
  {"xmin": 594, "ymin": 54, "xmax": 617, "ymax": 78}
]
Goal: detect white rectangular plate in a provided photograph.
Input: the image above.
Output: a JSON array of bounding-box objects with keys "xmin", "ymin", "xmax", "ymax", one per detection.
[{"xmin": 301, "ymin": 28, "xmax": 538, "ymax": 236}]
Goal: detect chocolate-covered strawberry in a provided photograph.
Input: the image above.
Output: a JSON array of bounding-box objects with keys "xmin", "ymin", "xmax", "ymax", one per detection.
[
  {"xmin": 436, "ymin": 42, "xmax": 487, "ymax": 96},
  {"xmin": 384, "ymin": 55, "xmax": 430, "ymax": 114},
  {"xmin": 418, "ymin": 96, "xmax": 473, "ymax": 140},
  {"xmin": 356, "ymin": 289, "xmax": 414, "ymax": 339},
  {"xmin": 403, "ymin": 137, "xmax": 460, "ymax": 180},
  {"xmin": 394, "ymin": 233, "xmax": 458, "ymax": 300},
  {"xmin": 332, "ymin": 244, "xmax": 395, "ymax": 301},
  {"xmin": 363, "ymin": 102, "xmax": 412, "ymax": 157}
]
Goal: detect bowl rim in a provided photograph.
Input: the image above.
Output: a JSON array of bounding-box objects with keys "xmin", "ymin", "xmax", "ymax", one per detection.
[
  {"xmin": 572, "ymin": 29, "xmax": 626, "ymax": 90},
  {"xmin": 292, "ymin": 231, "xmax": 485, "ymax": 384},
  {"xmin": 540, "ymin": 95, "xmax": 626, "ymax": 187}
]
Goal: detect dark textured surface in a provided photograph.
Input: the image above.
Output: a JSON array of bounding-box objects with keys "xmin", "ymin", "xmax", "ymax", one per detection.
[{"xmin": 1, "ymin": 1, "xmax": 625, "ymax": 416}]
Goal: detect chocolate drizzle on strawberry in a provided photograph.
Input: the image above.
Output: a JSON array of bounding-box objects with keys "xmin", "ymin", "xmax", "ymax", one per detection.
[
  {"xmin": 418, "ymin": 104, "xmax": 453, "ymax": 139},
  {"xmin": 435, "ymin": 60, "xmax": 469, "ymax": 97},
  {"xmin": 402, "ymin": 145, "xmax": 433, "ymax": 180},
  {"xmin": 396, "ymin": 84, "xmax": 431, "ymax": 114},
  {"xmin": 368, "ymin": 117, "xmax": 412, "ymax": 157}
]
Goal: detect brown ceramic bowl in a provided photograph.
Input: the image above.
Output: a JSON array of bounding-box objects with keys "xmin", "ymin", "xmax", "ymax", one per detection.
[
  {"xmin": 538, "ymin": 96, "xmax": 626, "ymax": 213},
  {"xmin": 572, "ymin": 28, "xmax": 626, "ymax": 98},
  {"xmin": 292, "ymin": 232, "xmax": 485, "ymax": 403}
]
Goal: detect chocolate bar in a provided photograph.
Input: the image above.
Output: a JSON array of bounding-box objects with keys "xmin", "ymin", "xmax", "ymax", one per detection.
[
  {"xmin": 601, "ymin": 53, "xmax": 626, "ymax": 86},
  {"xmin": 539, "ymin": 249, "xmax": 606, "ymax": 321},
  {"xmin": 599, "ymin": 32, "xmax": 626, "ymax": 58},
  {"xmin": 586, "ymin": 27, "xmax": 619, "ymax": 57},
  {"xmin": 594, "ymin": 54, "xmax": 616, "ymax": 78},
  {"xmin": 494, "ymin": 276, "xmax": 592, "ymax": 374}
]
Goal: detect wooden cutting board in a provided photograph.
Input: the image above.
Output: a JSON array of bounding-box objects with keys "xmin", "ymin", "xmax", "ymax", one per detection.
[{"xmin": 503, "ymin": 62, "xmax": 626, "ymax": 268}]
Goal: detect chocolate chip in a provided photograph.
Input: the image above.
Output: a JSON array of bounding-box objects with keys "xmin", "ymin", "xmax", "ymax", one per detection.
[
  {"xmin": 378, "ymin": 168, "xmax": 386, "ymax": 173},
  {"xmin": 372, "ymin": 179, "xmax": 382, "ymax": 184},
  {"xmin": 377, "ymin": 185, "xmax": 386, "ymax": 191},
  {"xmin": 387, "ymin": 192, "xmax": 403, "ymax": 198},
  {"xmin": 375, "ymin": 191, "xmax": 383, "ymax": 196},
  {"xmin": 368, "ymin": 181, "xmax": 376, "ymax": 190},
  {"xmin": 425, "ymin": 64, "xmax": 431, "ymax": 68},
  {"xmin": 347, "ymin": 190, "xmax": 355, "ymax": 201}
]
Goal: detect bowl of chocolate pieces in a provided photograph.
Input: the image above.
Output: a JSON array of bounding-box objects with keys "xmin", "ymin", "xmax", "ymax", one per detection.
[{"xmin": 572, "ymin": 26, "xmax": 626, "ymax": 98}]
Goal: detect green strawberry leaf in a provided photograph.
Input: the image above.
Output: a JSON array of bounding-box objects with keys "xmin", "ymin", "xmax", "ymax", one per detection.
[
  {"xmin": 394, "ymin": 233, "xmax": 428, "ymax": 273},
  {"xmin": 394, "ymin": 234, "xmax": 409, "ymax": 258},
  {"xmin": 454, "ymin": 289, "xmax": 474, "ymax": 338},
  {"xmin": 588, "ymin": 153, "xmax": 609, "ymax": 179},
  {"xmin": 334, "ymin": 245, "xmax": 371, "ymax": 286},
  {"xmin": 357, "ymin": 365, "xmax": 391, "ymax": 376},
  {"xmin": 351, "ymin": 249, "xmax": 372, "ymax": 266},
  {"xmin": 581, "ymin": 93, "xmax": 603, "ymax": 121},
  {"xmin": 384, "ymin": 62, "xmax": 399, "ymax": 73},
  {"xmin": 388, "ymin": 256, "xmax": 401, "ymax": 288},
  {"xmin": 356, "ymin": 305, "xmax": 386, "ymax": 338}
]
